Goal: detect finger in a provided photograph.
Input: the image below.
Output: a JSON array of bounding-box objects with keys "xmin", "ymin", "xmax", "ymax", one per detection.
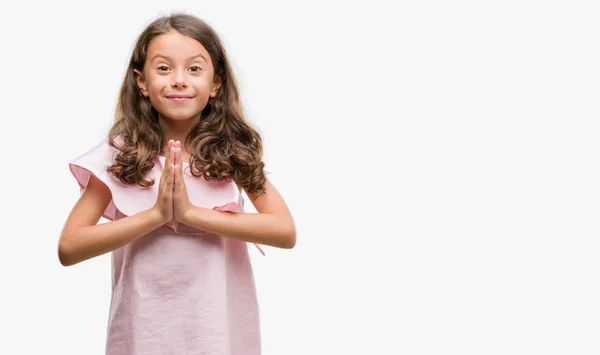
[
  {"xmin": 173, "ymin": 164, "xmax": 179, "ymax": 192},
  {"xmin": 178, "ymin": 148, "xmax": 184, "ymax": 176},
  {"xmin": 166, "ymin": 140, "xmax": 173, "ymax": 161},
  {"xmin": 173, "ymin": 147, "xmax": 178, "ymax": 171},
  {"xmin": 169, "ymin": 164, "xmax": 175, "ymax": 188},
  {"xmin": 159, "ymin": 152, "xmax": 169, "ymax": 182},
  {"xmin": 175, "ymin": 161, "xmax": 186, "ymax": 193}
]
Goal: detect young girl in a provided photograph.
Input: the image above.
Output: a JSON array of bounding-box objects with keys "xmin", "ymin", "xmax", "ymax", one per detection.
[{"xmin": 58, "ymin": 13, "xmax": 296, "ymax": 355}]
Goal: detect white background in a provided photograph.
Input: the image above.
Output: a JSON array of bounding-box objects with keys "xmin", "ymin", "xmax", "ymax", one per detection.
[{"xmin": 1, "ymin": 1, "xmax": 599, "ymax": 354}]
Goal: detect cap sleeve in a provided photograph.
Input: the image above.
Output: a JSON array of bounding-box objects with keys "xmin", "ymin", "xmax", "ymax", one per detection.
[{"xmin": 68, "ymin": 138, "xmax": 265, "ymax": 256}]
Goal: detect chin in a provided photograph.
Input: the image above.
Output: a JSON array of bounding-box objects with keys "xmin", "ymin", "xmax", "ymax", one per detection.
[{"xmin": 159, "ymin": 111, "xmax": 204, "ymax": 121}]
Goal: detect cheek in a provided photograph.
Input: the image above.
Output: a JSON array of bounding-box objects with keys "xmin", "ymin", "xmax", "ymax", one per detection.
[
  {"xmin": 146, "ymin": 81, "xmax": 166, "ymax": 109},
  {"xmin": 149, "ymin": 79, "xmax": 166, "ymax": 95},
  {"xmin": 192, "ymin": 78, "xmax": 214, "ymax": 94}
]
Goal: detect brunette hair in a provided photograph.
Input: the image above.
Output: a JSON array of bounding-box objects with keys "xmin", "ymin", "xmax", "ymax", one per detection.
[{"xmin": 106, "ymin": 13, "xmax": 266, "ymax": 195}]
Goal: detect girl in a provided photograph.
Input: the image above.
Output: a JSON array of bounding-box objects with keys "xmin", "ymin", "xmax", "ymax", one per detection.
[{"xmin": 58, "ymin": 13, "xmax": 296, "ymax": 355}]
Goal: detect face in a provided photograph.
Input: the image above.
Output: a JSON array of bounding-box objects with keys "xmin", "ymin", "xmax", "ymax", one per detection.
[{"xmin": 134, "ymin": 30, "xmax": 221, "ymax": 122}]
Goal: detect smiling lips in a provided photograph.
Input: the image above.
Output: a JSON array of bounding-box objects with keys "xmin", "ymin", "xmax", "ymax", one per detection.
[{"xmin": 167, "ymin": 95, "xmax": 193, "ymax": 102}]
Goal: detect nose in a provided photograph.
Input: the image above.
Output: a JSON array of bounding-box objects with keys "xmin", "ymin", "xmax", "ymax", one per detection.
[{"xmin": 171, "ymin": 69, "xmax": 188, "ymax": 88}]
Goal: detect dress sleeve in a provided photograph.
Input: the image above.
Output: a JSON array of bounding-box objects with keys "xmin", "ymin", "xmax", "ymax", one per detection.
[{"xmin": 68, "ymin": 139, "xmax": 130, "ymax": 221}]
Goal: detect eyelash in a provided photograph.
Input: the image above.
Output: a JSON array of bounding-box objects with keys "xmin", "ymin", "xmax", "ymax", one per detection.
[{"xmin": 157, "ymin": 66, "xmax": 202, "ymax": 72}]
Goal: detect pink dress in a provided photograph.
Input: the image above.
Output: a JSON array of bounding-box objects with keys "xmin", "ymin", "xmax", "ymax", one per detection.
[{"xmin": 69, "ymin": 138, "xmax": 265, "ymax": 355}]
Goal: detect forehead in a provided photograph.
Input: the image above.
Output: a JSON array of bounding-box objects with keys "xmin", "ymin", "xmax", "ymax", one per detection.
[{"xmin": 146, "ymin": 30, "xmax": 211, "ymax": 64}]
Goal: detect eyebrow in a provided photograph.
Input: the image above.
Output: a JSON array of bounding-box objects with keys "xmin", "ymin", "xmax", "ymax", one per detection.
[{"xmin": 151, "ymin": 54, "xmax": 207, "ymax": 63}]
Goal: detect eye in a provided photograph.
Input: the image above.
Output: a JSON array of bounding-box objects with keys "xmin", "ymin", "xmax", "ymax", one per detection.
[
  {"xmin": 189, "ymin": 66, "xmax": 202, "ymax": 72},
  {"xmin": 157, "ymin": 65, "xmax": 170, "ymax": 71}
]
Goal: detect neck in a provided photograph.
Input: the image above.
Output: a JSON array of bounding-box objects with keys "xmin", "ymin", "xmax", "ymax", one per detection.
[{"xmin": 158, "ymin": 114, "xmax": 201, "ymax": 150}]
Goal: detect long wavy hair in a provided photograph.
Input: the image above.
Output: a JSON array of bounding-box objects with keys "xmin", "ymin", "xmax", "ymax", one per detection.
[{"xmin": 106, "ymin": 13, "xmax": 267, "ymax": 196}]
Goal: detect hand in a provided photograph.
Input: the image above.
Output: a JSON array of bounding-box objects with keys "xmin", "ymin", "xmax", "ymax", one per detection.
[
  {"xmin": 152, "ymin": 139, "xmax": 176, "ymax": 224},
  {"xmin": 173, "ymin": 142, "xmax": 193, "ymax": 223}
]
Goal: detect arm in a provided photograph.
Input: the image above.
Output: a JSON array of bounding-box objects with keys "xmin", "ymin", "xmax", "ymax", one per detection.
[
  {"xmin": 181, "ymin": 179, "xmax": 296, "ymax": 249},
  {"xmin": 58, "ymin": 174, "xmax": 166, "ymax": 267}
]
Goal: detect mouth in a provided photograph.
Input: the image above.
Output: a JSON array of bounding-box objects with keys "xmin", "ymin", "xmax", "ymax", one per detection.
[{"xmin": 166, "ymin": 95, "xmax": 194, "ymax": 102}]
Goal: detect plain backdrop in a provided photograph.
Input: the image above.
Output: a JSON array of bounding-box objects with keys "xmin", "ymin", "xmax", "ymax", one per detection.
[{"xmin": 1, "ymin": 1, "xmax": 599, "ymax": 354}]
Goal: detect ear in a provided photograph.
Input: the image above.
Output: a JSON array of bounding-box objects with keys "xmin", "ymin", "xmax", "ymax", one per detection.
[
  {"xmin": 133, "ymin": 69, "xmax": 149, "ymax": 97},
  {"xmin": 210, "ymin": 75, "xmax": 222, "ymax": 98}
]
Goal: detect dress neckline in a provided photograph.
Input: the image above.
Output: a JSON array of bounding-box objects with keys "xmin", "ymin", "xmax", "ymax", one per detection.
[{"xmin": 158, "ymin": 155, "xmax": 189, "ymax": 166}]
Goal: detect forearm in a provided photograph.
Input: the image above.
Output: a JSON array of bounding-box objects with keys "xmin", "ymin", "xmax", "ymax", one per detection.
[
  {"xmin": 59, "ymin": 208, "xmax": 166, "ymax": 266},
  {"xmin": 182, "ymin": 206, "xmax": 296, "ymax": 249}
]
